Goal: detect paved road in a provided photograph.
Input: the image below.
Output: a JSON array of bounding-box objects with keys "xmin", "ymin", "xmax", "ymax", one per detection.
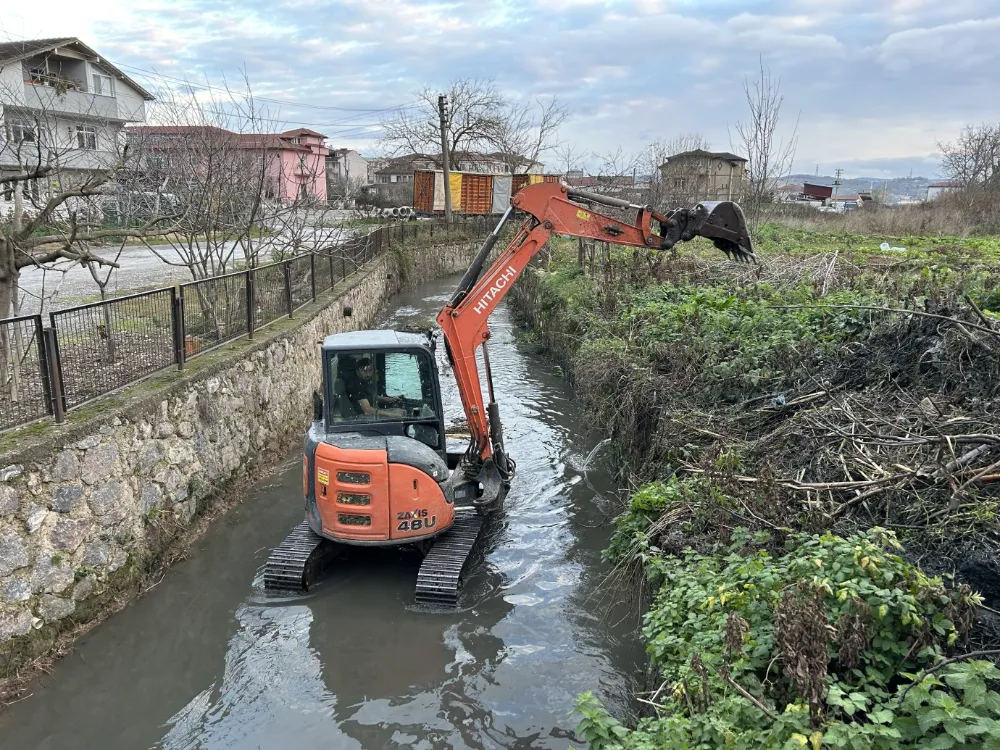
[{"xmin": 15, "ymin": 224, "xmax": 366, "ymax": 316}]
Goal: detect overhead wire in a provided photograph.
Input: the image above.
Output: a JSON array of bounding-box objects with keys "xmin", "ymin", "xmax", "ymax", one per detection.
[{"xmin": 0, "ymin": 28, "xmax": 420, "ymax": 125}]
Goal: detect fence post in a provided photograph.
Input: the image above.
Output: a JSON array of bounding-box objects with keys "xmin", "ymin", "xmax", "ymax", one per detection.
[
  {"xmin": 283, "ymin": 261, "xmax": 294, "ymax": 319},
  {"xmin": 42, "ymin": 326, "xmax": 66, "ymax": 423},
  {"xmin": 328, "ymin": 254, "xmax": 335, "ymax": 290},
  {"xmin": 310, "ymin": 254, "xmax": 317, "ymax": 301},
  {"xmin": 246, "ymin": 269, "xmax": 255, "ymax": 340},
  {"xmin": 34, "ymin": 315, "xmax": 53, "ymax": 417},
  {"xmin": 171, "ymin": 286, "xmax": 185, "ymax": 371}
]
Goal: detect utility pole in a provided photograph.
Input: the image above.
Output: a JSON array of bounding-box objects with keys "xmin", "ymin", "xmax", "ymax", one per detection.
[
  {"xmin": 438, "ymin": 94, "xmax": 453, "ymax": 228},
  {"xmin": 833, "ymin": 168, "xmax": 843, "ymax": 198}
]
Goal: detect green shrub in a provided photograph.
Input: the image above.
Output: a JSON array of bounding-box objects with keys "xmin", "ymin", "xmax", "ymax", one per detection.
[{"xmin": 581, "ymin": 528, "xmax": 998, "ymax": 749}]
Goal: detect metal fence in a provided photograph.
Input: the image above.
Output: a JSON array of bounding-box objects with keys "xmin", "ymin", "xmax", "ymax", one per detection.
[
  {"xmin": 181, "ymin": 271, "xmax": 249, "ymax": 357},
  {"xmin": 0, "ymin": 218, "xmax": 488, "ymax": 431},
  {"xmin": 0, "ymin": 315, "xmax": 51, "ymax": 429},
  {"xmin": 50, "ymin": 288, "xmax": 177, "ymax": 409}
]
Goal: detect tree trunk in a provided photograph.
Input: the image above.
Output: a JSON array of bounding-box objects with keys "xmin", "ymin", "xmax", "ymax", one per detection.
[{"xmin": 0, "ymin": 238, "xmax": 16, "ymax": 321}]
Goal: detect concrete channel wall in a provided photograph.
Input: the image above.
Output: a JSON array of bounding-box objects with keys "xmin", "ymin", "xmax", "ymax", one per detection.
[{"xmin": 0, "ymin": 239, "xmax": 479, "ymax": 653}]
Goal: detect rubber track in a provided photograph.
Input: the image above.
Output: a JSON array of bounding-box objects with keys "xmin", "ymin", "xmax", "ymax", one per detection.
[
  {"xmin": 263, "ymin": 520, "xmax": 335, "ymax": 594},
  {"xmin": 414, "ymin": 512, "xmax": 485, "ymax": 606}
]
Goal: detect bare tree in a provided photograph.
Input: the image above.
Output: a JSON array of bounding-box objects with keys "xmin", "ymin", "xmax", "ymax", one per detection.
[
  {"xmin": 553, "ymin": 143, "xmax": 586, "ymax": 175},
  {"xmin": 940, "ymin": 124, "xmax": 1000, "ymax": 187},
  {"xmin": 488, "ymin": 96, "xmax": 568, "ymax": 173},
  {"xmin": 590, "ymin": 147, "xmax": 641, "ymax": 195},
  {"xmin": 732, "ymin": 59, "xmax": 798, "ymax": 233},
  {"xmin": 128, "ymin": 77, "xmax": 349, "ymax": 346},
  {"xmin": 640, "ymin": 133, "xmax": 711, "ymax": 208},
  {"xmin": 0, "ymin": 67, "xmax": 178, "ymax": 321},
  {"xmin": 939, "ymin": 124, "xmax": 1000, "ymax": 215},
  {"xmin": 133, "ymin": 75, "xmax": 333, "ymax": 279},
  {"xmin": 379, "ymin": 78, "xmax": 505, "ymax": 168}
]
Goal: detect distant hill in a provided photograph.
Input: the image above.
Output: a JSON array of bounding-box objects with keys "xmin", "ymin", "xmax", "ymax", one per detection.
[{"xmin": 786, "ymin": 174, "xmax": 932, "ymax": 201}]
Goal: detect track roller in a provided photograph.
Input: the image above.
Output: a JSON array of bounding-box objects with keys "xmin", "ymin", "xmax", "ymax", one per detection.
[
  {"xmin": 414, "ymin": 512, "xmax": 486, "ymax": 606},
  {"xmin": 263, "ymin": 520, "xmax": 337, "ymax": 594}
]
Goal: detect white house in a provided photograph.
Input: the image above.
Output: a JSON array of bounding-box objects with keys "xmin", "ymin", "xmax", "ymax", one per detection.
[
  {"xmin": 325, "ymin": 147, "xmax": 368, "ymax": 203},
  {"xmin": 326, "ymin": 148, "xmax": 367, "ymax": 184},
  {"xmin": 0, "ymin": 37, "xmax": 154, "ymax": 212}
]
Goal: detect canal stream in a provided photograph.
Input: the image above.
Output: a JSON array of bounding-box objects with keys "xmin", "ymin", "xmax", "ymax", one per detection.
[{"xmin": 0, "ymin": 273, "xmax": 643, "ymax": 749}]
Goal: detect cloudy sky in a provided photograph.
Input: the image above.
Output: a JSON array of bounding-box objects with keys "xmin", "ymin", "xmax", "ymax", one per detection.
[{"xmin": 3, "ymin": 0, "xmax": 999, "ymax": 178}]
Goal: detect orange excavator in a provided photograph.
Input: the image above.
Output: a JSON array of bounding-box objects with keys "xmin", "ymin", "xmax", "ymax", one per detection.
[{"xmin": 263, "ymin": 181, "xmax": 755, "ymax": 605}]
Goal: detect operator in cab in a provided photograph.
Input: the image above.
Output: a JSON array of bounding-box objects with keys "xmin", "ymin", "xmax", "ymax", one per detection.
[{"xmin": 345, "ymin": 357, "xmax": 405, "ymax": 418}]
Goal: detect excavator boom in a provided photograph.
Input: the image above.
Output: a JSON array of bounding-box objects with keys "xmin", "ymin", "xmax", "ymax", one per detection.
[{"xmin": 435, "ymin": 182, "xmax": 754, "ymax": 508}]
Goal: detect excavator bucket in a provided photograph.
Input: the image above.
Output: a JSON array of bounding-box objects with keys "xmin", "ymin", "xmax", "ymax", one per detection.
[{"xmin": 693, "ymin": 201, "xmax": 756, "ymax": 263}]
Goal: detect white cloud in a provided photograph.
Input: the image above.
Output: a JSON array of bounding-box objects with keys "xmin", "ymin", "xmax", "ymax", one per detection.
[{"xmin": 877, "ymin": 16, "xmax": 1000, "ymax": 71}]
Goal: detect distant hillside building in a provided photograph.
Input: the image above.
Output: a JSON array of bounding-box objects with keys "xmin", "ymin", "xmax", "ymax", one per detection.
[{"xmin": 658, "ymin": 149, "xmax": 747, "ymax": 201}]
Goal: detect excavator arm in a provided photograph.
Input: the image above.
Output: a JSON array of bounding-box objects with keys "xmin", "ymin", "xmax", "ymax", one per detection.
[{"xmin": 435, "ymin": 181, "xmax": 755, "ymax": 509}]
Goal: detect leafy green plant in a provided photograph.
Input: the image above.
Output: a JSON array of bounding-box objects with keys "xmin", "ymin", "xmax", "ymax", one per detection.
[{"xmin": 583, "ymin": 527, "xmax": 998, "ymax": 749}]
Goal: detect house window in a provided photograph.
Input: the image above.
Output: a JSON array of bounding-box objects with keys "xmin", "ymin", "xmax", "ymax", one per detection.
[
  {"xmin": 92, "ymin": 73, "xmax": 114, "ymax": 97},
  {"xmin": 390, "ymin": 174, "xmax": 398, "ymax": 183},
  {"xmin": 8, "ymin": 120, "xmax": 36, "ymax": 144},
  {"xmin": 76, "ymin": 125, "xmax": 97, "ymax": 150},
  {"xmin": 299, "ymin": 155, "xmax": 307, "ymax": 170}
]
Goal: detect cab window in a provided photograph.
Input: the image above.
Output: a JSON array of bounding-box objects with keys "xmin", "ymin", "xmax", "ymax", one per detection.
[{"xmin": 327, "ymin": 350, "xmax": 437, "ymax": 423}]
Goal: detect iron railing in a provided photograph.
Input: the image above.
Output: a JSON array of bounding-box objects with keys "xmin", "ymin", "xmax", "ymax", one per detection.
[
  {"xmin": 50, "ymin": 288, "xmax": 176, "ymax": 409},
  {"xmin": 180, "ymin": 270, "xmax": 250, "ymax": 358},
  {"xmin": 251, "ymin": 261, "xmax": 289, "ymax": 331},
  {"xmin": 0, "ymin": 219, "xmax": 487, "ymax": 430},
  {"xmin": 0, "ymin": 315, "xmax": 51, "ymax": 431}
]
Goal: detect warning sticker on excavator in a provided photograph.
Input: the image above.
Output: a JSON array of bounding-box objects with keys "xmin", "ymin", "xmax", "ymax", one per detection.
[
  {"xmin": 317, "ymin": 468, "xmax": 329, "ymax": 485},
  {"xmin": 576, "ymin": 209, "xmax": 591, "ymax": 221}
]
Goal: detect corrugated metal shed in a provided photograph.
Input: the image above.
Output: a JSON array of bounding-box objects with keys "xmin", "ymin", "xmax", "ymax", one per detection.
[
  {"xmin": 492, "ymin": 176, "xmax": 512, "ymax": 213},
  {"xmin": 449, "ymin": 173, "xmax": 464, "ymax": 211},
  {"xmin": 460, "ymin": 173, "xmax": 493, "ymax": 214}
]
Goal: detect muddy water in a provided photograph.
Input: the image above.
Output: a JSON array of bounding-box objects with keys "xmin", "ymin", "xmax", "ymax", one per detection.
[{"xmin": 0, "ymin": 273, "xmax": 643, "ymax": 749}]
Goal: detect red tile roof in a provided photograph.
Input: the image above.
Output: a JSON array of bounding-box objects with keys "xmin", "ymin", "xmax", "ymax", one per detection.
[{"xmin": 128, "ymin": 125, "xmax": 321, "ymax": 152}]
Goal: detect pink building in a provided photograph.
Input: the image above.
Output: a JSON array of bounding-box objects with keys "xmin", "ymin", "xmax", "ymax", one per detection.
[
  {"xmin": 265, "ymin": 128, "xmax": 329, "ymax": 202},
  {"xmin": 129, "ymin": 125, "xmax": 329, "ymax": 202}
]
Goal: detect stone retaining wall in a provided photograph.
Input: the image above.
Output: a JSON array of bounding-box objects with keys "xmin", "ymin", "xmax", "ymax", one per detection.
[{"xmin": 0, "ymin": 238, "xmax": 477, "ymax": 651}]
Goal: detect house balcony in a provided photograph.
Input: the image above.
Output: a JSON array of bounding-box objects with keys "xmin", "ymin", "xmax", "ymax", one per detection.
[
  {"xmin": 0, "ymin": 146, "xmax": 121, "ymax": 173},
  {"xmin": 22, "ymin": 82, "xmax": 130, "ymax": 122}
]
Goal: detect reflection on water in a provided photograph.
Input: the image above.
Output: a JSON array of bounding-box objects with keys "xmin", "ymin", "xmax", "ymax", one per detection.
[{"xmin": 0, "ymin": 273, "xmax": 643, "ymax": 750}]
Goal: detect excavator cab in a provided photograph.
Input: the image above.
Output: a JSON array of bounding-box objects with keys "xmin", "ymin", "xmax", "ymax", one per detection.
[
  {"xmin": 300, "ymin": 330, "xmax": 462, "ymax": 548},
  {"xmin": 322, "ymin": 331, "xmax": 444, "ymax": 452}
]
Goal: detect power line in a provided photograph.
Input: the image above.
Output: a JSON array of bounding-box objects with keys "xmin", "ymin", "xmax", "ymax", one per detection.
[
  {"xmin": 0, "ymin": 28, "xmax": 420, "ymax": 115},
  {"xmin": 116, "ymin": 60, "xmax": 421, "ymax": 114}
]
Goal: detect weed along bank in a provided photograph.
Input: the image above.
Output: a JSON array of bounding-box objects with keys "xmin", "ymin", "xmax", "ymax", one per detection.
[
  {"xmin": 510, "ymin": 226, "xmax": 1000, "ymax": 748},
  {"xmin": 0, "ymin": 225, "xmax": 485, "ymax": 697}
]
